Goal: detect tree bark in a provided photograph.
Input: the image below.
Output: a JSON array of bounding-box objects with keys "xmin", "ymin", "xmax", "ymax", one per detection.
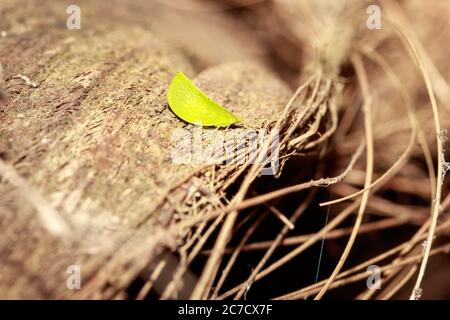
[{"xmin": 0, "ymin": 0, "xmax": 291, "ymax": 298}]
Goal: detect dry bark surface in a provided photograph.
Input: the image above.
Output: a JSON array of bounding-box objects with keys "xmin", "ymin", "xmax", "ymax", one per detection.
[{"xmin": 0, "ymin": 0, "xmax": 292, "ymax": 298}]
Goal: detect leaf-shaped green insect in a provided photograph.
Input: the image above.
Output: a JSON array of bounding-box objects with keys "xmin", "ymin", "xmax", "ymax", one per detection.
[{"xmin": 167, "ymin": 72, "xmax": 240, "ymax": 127}]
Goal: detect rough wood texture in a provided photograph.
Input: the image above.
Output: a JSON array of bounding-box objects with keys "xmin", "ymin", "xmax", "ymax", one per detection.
[{"xmin": 0, "ymin": 0, "xmax": 292, "ymax": 298}]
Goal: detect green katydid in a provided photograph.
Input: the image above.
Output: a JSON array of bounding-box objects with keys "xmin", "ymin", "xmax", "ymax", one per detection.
[{"xmin": 167, "ymin": 72, "xmax": 240, "ymax": 127}]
